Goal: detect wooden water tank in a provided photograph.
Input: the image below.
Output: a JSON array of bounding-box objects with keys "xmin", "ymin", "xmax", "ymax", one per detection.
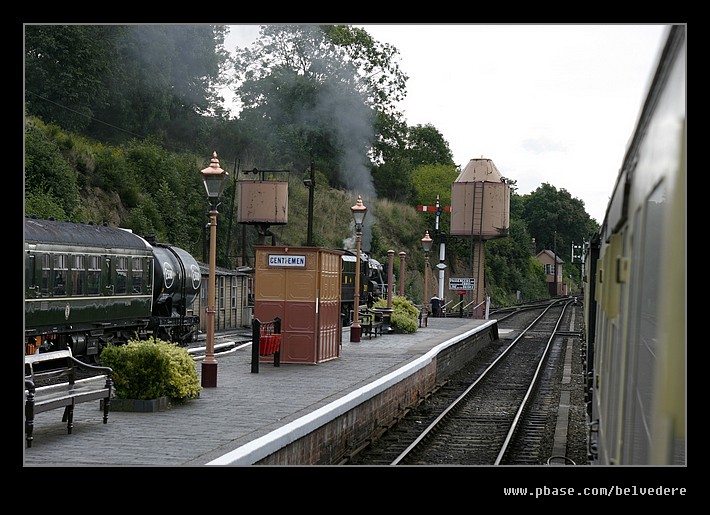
[
  {"xmin": 450, "ymin": 158, "xmax": 510, "ymax": 239},
  {"xmin": 237, "ymin": 180, "xmax": 289, "ymax": 225}
]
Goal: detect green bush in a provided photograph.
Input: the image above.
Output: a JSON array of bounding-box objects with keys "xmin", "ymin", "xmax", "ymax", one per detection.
[
  {"xmin": 373, "ymin": 296, "xmax": 419, "ymax": 334},
  {"xmin": 100, "ymin": 337, "xmax": 202, "ymax": 401}
]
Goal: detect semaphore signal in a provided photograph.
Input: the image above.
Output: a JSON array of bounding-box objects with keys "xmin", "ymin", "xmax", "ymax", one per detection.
[{"xmin": 417, "ymin": 195, "xmax": 451, "ymax": 315}]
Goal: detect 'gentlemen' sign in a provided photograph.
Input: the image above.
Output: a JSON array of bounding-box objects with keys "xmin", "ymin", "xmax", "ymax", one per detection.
[{"xmin": 268, "ymin": 255, "xmax": 306, "ymax": 267}]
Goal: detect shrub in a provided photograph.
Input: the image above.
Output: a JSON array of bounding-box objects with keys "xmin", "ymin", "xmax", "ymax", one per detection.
[
  {"xmin": 373, "ymin": 296, "xmax": 419, "ymax": 334},
  {"xmin": 100, "ymin": 337, "xmax": 202, "ymax": 401}
]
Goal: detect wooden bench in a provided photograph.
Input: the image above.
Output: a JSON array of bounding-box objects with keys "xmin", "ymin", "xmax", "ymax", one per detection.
[
  {"xmin": 24, "ymin": 349, "xmax": 114, "ymax": 448},
  {"xmin": 361, "ymin": 309, "xmax": 384, "ymax": 339}
]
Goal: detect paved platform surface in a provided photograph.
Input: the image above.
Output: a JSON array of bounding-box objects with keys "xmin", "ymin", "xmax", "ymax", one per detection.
[{"xmin": 22, "ymin": 316, "xmax": 490, "ymax": 467}]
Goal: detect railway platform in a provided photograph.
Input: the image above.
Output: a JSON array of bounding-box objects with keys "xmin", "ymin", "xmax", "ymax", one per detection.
[{"xmin": 22, "ymin": 316, "xmax": 497, "ymax": 467}]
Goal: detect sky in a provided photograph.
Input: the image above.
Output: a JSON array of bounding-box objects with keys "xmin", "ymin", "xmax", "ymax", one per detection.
[{"xmin": 224, "ymin": 24, "xmax": 670, "ymax": 224}]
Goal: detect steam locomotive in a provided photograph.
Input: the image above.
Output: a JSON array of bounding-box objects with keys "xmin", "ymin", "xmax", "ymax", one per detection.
[
  {"xmin": 340, "ymin": 249, "xmax": 386, "ymax": 325},
  {"xmin": 24, "ymin": 217, "xmax": 201, "ymax": 360},
  {"xmin": 582, "ymin": 25, "xmax": 685, "ymax": 465}
]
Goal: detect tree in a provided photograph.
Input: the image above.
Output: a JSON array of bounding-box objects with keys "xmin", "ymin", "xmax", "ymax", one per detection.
[
  {"xmin": 521, "ymin": 183, "xmax": 597, "ymax": 281},
  {"xmin": 231, "ymin": 25, "xmax": 409, "ymax": 197},
  {"xmin": 373, "ymin": 123, "xmax": 455, "ymax": 206},
  {"xmin": 370, "ymin": 110, "xmax": 413, "ymax": 202},
  {"xmin": 25, "ymin": 25, "xmax": 229, "ymax": 151},
  {"xmin": 410, "ymin": 163, "xmax": 458, "ymax": 230},
  {"xmin": 407, "ymin": 124, "xmax": 455, "ymax": 168},
  {"xmin": 24, "ymin": 120, "xmax": 81, "ymax": 218},
  {"xmin": 25, "ymin": 25, "xmax": 118, "ymax": 133}
]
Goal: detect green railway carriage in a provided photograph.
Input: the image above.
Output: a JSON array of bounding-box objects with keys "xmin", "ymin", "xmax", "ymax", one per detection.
[{"xmin": 24, "ymin": 217, "xmax": 200, "ymax": 359}]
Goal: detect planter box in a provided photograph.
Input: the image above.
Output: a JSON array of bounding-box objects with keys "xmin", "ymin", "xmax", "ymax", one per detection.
[{"xmin": 101, "ymin": 396, "xmax": 170, "ymax": 412}]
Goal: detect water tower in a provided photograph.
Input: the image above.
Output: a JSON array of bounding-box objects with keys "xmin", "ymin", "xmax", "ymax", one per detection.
[
  {"xmin": 237, "ymin": 169, "xmax": 289, "ymax": 244},
  {"xmin": 450, "ymin": 158, "xmax": 510, "ymax": 318}
]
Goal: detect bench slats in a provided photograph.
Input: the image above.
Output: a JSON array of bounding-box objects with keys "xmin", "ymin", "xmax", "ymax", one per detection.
[{"xmin": 30, "ymin": 383, "xmax": 111, "ymax": 411}]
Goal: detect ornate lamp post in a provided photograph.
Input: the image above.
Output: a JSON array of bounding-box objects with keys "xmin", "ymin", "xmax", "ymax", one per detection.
[
  {"xmin": 421, "ymin": 230, "xmax": 433, "ymax": 318},
  {"xmin": 387, "ymin": 249, "xmax": 394, "ymax": 309},
  {"xmin": 350, "ymin": 195, "xmax": 367, "ymax": 343},
  {"xmin": 399, "ymin": 251, "xmax": 406, "ymax": 297},
  {"xmin": 200, "ymin": 151, "xmax": 228, "ymax": 387},
  {"xmin": 303, "ymin": 159, "xmax": 315, "ymax": 246}
]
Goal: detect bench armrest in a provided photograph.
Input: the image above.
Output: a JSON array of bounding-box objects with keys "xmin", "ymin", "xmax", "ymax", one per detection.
[
  {"xmin": 25, "ymin": 379, "xmax": 35, "ymax": 393},
  {"xmin": 67, "ymin": 356, "xmax": 113, "ymax": 376}
]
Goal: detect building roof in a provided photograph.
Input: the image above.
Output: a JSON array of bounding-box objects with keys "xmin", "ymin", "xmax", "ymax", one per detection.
[
  {"xmin": 535, "ymin": 249, "xmax": 565, "ymax": 264},
  {"xmin": 455, "ymin": 158, "xmax": 505, "ymax": 183},
  {"xmin": 197, "ymin": 262, "xmax": 251, "ymax": 276}
]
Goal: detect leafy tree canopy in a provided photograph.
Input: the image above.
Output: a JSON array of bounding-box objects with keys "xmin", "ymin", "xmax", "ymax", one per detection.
[
  {"xmin": 231, "ymin": 25, "xmax": 409, "ymax": 198},
  {"xmin": 25, "ymin": 24, "xmax": 229, "ymax": 150}
]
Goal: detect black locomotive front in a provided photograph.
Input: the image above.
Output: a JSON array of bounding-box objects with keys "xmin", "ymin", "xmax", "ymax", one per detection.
[{"xmin": 149, "ymin": 243, "xmax": 201, "ymax": 343}]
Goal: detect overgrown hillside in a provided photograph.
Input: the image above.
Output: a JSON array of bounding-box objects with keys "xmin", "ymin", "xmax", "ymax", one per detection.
[{"xmin": 24, "ymin": 116, "xmax": 573, "ymax": 308}]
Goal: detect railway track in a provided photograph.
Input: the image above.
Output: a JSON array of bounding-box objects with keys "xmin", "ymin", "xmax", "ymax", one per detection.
[
  {"xmin": 188, "ymin": 330, "xmax": 253, "ymax": 360},
  {"xmin": 345, "ymin": 299, "xmax": 576, "ymax": 465}
]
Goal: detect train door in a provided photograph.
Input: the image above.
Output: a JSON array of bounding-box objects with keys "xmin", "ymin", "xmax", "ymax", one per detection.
[
  {"xmin": 25, "ymin": 250, "xmax": 39, "ymax": 299},
  {"xmin": 103, "ymin": 254, "xmax": 113, "ymax": 296},
  {"xmin": 87, "ymin": 254, "xmax": 102, "ymax": 295},
  {"xmin": 130, "ymin": 255, "xmax": 152, "ymax": 297},
  {"xmin": 114, "ymin": 256, "xmax": 128, "ymax": 295},
  {"xmin": 70, "ymin": 254, "xmax": 86, "ymax": 296},
  {"xmin": 622, "ymin": 184, "xmax": 666, "ymax": 464},
  {"xmin": 52, "ymin": 253, "xmax": 68, "ymax": 297}
]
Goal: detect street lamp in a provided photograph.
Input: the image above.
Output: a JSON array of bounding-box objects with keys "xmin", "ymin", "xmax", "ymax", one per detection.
[
  {"xmin": 350, "ymin": 195, "xmax": 367, "ymax": 343},
  {"xmin": 387, "ymin": 249, "xmax": 394, "ymax": 309},
  {"xmin": 399, "ymin": 251, "xmax": 406, "ymax": 297},
  {"xmin": 304, "ymin": 159, "xmax": 315, "ymax": 246},
  {"xmin": 421, "ymin": 230, "xmax": 433, "ymax": 318},
  {"xmin": 200, "ymin": 151, "xmax": 228, "ymax": 388}
]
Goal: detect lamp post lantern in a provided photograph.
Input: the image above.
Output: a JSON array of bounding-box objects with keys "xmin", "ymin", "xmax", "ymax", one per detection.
[
  {"xmin": 421, "ymin": 230, "xmax": 433, "ymax": 318},
  {"xmin": 200, "ymin": 151, "xmax": 228, "ymax": 388},
  {"xmin": 350, "ymin": 195, "xmax": 367, "ymax": 343}
]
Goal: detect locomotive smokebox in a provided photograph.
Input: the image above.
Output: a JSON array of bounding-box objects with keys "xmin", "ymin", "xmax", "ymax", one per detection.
[
  {"xmin": 237, "ymin": 180, "xmax": 289, "ymax": 225},
  {"xmin": 450, "ymin": 158, "xmax": 510, "ymax": 239},
  {"xmin": 152, "ymin": 245, "xmax": 202, "ymax": 317}
]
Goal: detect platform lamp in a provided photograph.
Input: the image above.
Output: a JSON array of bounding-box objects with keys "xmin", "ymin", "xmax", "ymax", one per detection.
[
  {"xmin": 350, "ymin": 195, "xmax": 367, "ymax": 343},
  {"xmin": 421, "ymin": 230, "xmax": 433, "ymax": 318},
  {"xmin": 200, "ymin": 151, "xmax": 228, "ymax": 388},
  {"xmin": 399, "ymin": 251, "xmax": 406, "ymax": 296}
]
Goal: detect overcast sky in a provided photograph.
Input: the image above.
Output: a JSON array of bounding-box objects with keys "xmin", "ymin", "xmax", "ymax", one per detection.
[{"xmin": 225, "ymin": 24, "xmax": 670, "ymax": 223}]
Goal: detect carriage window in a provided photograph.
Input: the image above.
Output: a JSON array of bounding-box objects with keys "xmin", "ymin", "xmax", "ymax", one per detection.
[
  {"xmin": 131, "ymin": 257, "xmax": 143, "ymax": 294},
  {"xmin": 115, "ymin": 256, "xmax": 128, "ymax": 294},
  {"xmin": 87, "ymin": 255, "xmax": 101, "ymax": 295},
  {"xmin": 71, "ymin": 255, "xmax": 85, "ymax": 296},
  {"xmin": 40, "ymin": 254, "xmax": 50, "ymax": 296},
  {"xmin": 53, "ymin": 254, "xmax": 67, "ymax": 296}
]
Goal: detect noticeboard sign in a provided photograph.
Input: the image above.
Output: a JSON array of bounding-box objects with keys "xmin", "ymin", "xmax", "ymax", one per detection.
[{"xmin": 449, "ymin": 277, "xmax": 475, "ymax": 290}]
